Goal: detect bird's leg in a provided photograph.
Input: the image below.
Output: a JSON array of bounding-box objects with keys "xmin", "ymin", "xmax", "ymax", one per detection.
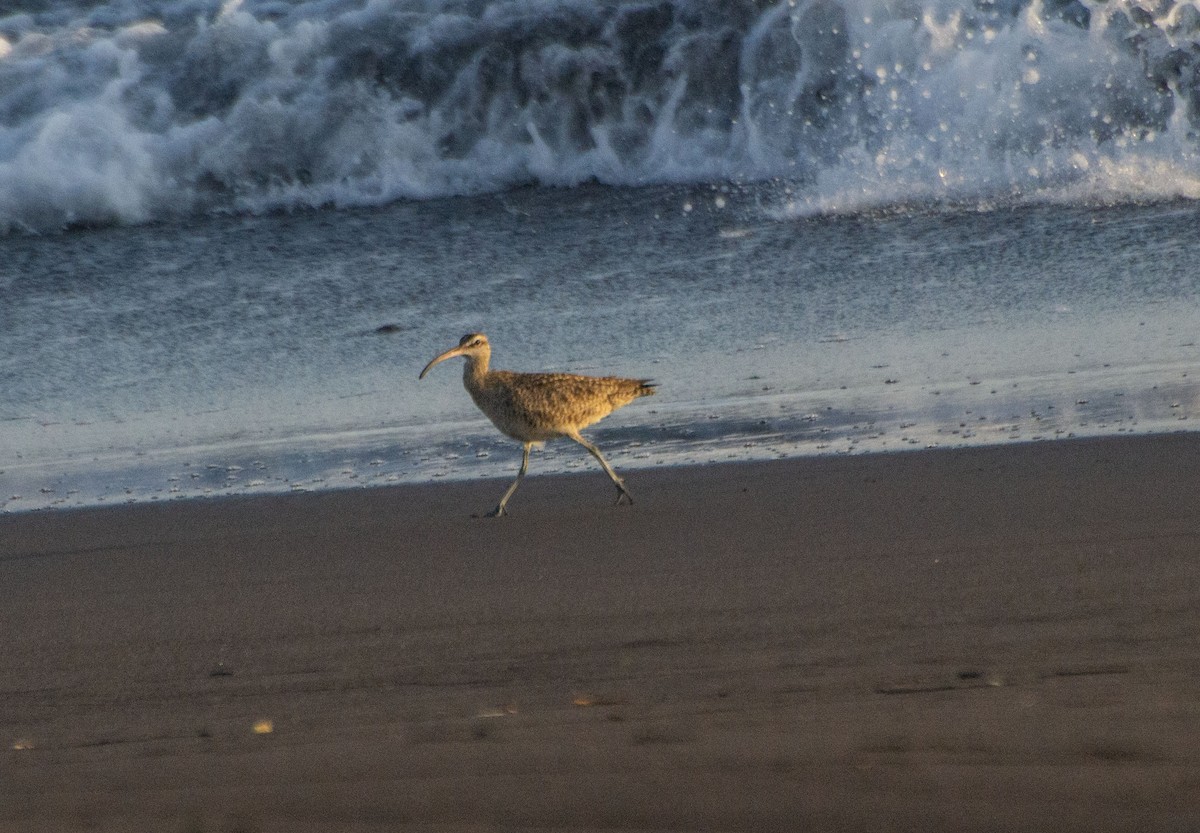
[
  {"xmin": 569, "ymin": 432, "xmax": 634, "ymax": 506},
  {"xmin": 488, "ymin": 443, "xmax": 531, "ymax": 517}
]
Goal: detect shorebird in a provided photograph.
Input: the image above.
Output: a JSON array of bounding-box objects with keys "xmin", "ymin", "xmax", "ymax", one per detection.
[{"xmin": 419, "ymin": 333, "xmax": 656, "ymax": 516}]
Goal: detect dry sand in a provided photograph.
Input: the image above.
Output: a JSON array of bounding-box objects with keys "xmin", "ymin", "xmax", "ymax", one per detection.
[{"xmin": 3, "ymin": 434, "xmax": 1200, "ymax": 832}]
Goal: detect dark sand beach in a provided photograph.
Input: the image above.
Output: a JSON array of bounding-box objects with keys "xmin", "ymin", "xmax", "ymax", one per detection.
[{"xmin": 3, "ymin": 434, "xmax": 1200, "ymax": 832}]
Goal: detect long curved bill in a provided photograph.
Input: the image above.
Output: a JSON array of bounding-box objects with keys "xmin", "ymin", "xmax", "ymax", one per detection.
[{"xmin": 419, "ymin": 343, "xmax": 468, "ymax": 379}]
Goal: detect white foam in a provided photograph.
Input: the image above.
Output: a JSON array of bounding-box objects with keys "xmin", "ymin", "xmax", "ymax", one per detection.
[{"xmin": 2, "ymin": 0, "xmax": 1200, "ymax": 231}]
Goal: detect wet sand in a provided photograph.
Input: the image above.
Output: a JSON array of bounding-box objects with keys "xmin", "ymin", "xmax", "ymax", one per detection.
[{"xmin": 3, "ymin": 434, "xmax": 1200, "ymax": 832}]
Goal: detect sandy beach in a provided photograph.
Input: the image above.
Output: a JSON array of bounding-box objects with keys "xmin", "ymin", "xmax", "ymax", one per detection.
[{"xmin": 3, "ymin": 433, "xmax": 1200, "ymax": 832}]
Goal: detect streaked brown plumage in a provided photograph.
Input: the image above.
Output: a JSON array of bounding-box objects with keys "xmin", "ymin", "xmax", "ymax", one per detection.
[{"xmin": 419, "ymin": 333, "xmax": 656, "ymax": 516}]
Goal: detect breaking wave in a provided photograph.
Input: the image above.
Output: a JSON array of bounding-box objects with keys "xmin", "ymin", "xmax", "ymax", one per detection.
[{"xmin": 4, "ymin": 0, "xmax": 1200, "ymax": 231}]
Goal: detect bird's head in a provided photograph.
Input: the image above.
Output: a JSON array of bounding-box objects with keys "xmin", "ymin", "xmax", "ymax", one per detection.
[{"xmin": 419, "ymin": 332, "xmax": 491, "ymax": 379}]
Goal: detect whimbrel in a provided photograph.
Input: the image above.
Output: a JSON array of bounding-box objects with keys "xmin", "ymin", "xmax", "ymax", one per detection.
[{"xmin": 419, "ymin": 333, "xmax": 656, "ymax": 516}]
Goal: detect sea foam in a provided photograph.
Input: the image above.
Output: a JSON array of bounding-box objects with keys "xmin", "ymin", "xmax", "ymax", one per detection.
[{"xmin": 2, "ymin": 0, "xmax": 1200, "ymax": 231}]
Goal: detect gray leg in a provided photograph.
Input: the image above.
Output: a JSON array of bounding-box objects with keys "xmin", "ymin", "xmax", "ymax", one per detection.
[
  {"xmin": 568, "ymin": 431, "xmax": 633, "ymax": 505},
  {"xmin": 488, "ymin": 443, "xmax": 531, "ymax": 517}
]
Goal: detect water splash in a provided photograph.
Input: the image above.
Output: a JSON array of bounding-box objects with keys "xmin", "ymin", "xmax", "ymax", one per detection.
[{"xmin": 3, "ymin": 0, "xmax": 1200, "ymax": 231}]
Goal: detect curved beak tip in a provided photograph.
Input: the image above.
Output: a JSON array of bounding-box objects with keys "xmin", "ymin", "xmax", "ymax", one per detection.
[{"xmin": 419, "ymin": 346, "xmax": 464, "ymax": 380}]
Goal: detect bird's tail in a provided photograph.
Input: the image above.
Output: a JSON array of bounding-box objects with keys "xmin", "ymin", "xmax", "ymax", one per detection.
[{"xmin": 636, "ymin": 380, "xmax": 658, "ymax": 398}]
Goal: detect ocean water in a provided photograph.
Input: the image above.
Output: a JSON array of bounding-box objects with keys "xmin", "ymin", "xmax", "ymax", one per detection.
[{"xmin": 3, "ymin": 0, "xmax": 1200, "ymax": 511}]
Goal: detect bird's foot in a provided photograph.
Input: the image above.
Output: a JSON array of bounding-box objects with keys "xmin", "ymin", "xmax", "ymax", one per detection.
[
  {"xmin": 614, "ymin": 486, "xmax": 634, "ymax": 506},
  {"xmin": 486, "ymin": 504, "xmax": 508, "ymax": 518}
]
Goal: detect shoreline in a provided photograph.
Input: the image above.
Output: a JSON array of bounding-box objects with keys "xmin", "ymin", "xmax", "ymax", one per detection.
[
  {"xmin": 4, "ymin": 408, "xmax": 1198, "ymax": 516},
  {"xmin": 4, "ymin": 433, "xmax": 1200, "ymax": 831}
]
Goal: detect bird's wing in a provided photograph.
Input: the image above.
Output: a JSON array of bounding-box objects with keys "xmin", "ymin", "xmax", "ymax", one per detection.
[{"xmin": 492, "ymin": 371, "xmax": 648, "ymax": 432}]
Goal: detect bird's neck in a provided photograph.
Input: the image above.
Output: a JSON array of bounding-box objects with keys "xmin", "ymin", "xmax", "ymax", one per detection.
[{"xmin": 462, "ymin": 352, "xmax": 489, "ymax": 390}]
